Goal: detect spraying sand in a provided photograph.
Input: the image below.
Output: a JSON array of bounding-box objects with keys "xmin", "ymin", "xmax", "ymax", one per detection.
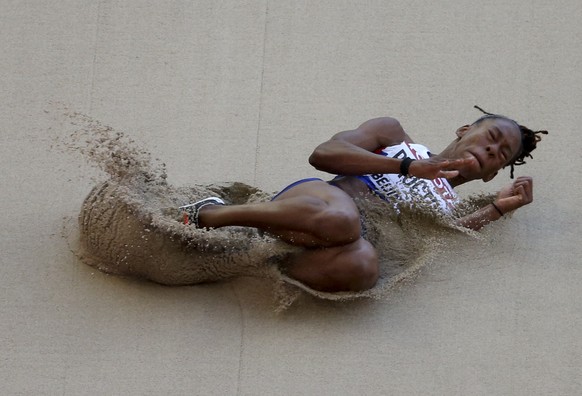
[{"xmin": 56, "ymin": 109, "xmax": 495, "ymax": 309}]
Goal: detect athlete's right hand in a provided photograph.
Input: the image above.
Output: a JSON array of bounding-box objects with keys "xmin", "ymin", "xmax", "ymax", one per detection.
[
  {"xmin": 494, "ymin": 176, "xmax": 534, "ymax": 213},
  {"xmin": 407, "ymin": 157, "xmax": 473, "ymax": 180}
]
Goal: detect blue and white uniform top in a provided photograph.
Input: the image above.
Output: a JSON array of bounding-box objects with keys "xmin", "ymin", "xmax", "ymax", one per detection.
[{"xmin": 356, "ymin": 141, "xmax": 459, "ymax": 214}]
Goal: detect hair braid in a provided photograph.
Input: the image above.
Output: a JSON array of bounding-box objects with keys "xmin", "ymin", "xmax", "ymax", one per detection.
[{"xmin": 473, "ymin": 105, "xmax": 548, "ymax": 178}]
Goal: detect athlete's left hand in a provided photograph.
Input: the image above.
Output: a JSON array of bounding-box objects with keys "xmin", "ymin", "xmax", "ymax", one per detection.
[
  {"xmin": 495, "ymin": 176, "xmax": 534, "ymax": 213},
  {"xmin": 408, "ymin": 157, "xmax": 474, "ymax": 180}
]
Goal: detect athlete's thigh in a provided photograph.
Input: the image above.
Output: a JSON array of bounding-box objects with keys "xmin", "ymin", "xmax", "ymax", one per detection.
[
  {"xmin": 269, "ymin": 179, "xmax": 362, "ymax": 246},
  {"xmin": 273, "ymin": 180, "xmax": 357, "ymax": 211}
]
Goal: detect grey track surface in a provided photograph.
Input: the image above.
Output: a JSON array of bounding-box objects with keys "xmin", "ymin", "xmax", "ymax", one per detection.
[{"xmin": 1, "ymin": 1, "xmax": 580, "ymax": 395}]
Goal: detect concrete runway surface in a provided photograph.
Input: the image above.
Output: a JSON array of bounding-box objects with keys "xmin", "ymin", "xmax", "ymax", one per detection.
[{"xmin": 1, "ymin": 1, "xmax": 580, "ymax": 394}]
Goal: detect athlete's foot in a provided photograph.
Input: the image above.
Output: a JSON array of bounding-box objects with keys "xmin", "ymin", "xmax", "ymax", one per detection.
[{"xmin": 179, "ymin": 197, "xmax": 225, "ymax": 227}]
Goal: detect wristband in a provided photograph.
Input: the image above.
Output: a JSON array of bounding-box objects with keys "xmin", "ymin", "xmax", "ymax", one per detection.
[
  {"xmin": 491, "ymin": 202, "xmax": 504, "ymax": 216},
  {"xmin": 399, "ymin": 157, "xmax": 415, "ymax": 176}
]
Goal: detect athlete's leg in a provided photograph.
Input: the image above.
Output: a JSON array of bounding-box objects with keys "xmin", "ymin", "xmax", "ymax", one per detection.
[
  {"xmin": 198, "ymin": 180, "xmax": 361, "ymax": 248},
  {"xmin": 284, "ymin": 237, "xmax": 379, "ymax": 292}
]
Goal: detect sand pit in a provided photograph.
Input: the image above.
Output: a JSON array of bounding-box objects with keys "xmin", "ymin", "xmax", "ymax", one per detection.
[{"xmin": 60, "ymin": 109, "xmax": 490, "ymax": 309}]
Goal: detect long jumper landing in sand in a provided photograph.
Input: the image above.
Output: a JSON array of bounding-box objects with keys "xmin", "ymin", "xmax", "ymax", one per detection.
[{"xmin": 63, "ymin": 108, "xmax": 546, "ymax": 309}]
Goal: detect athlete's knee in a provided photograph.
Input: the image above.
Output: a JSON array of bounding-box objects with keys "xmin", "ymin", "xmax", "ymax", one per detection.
[
  {"xmin": 286, "ymin": 239, "xmax": 378, "ymax": 293},
  {"xmin": 313, "ymin": 208, "xmax": 361, "ymax": 245}
]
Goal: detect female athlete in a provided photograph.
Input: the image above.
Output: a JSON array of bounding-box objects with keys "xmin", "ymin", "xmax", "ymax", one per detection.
[{"xmin": 180, "ymin": 107, "xmax": 547, "ymax": 292}]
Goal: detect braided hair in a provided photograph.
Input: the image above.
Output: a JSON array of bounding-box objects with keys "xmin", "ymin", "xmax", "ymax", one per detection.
[{"xmin": 473, "ymin": 105, "xmax": 548, "ymax": 178}]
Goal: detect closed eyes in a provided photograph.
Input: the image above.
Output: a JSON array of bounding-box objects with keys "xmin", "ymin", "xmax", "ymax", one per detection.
[{"xmin": 490, "ymin": 128, "xmax": 511, "ymax": 162}]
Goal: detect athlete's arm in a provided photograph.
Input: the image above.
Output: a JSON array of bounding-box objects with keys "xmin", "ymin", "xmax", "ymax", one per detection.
[
  {"xmin": 309, "ymin": 117, "xmax": 470, "ymax": 179},
  {"xmin": 456, "ymin": 176, "xmax": 534, "ymax": 231},
  {"xmin": 309, "ymin": 117, "xmax": 409, "ymax": 175}
]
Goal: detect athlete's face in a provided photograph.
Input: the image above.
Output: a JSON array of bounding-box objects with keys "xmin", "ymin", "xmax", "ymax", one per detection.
[{"xmin": 448, "ymin": 118, "xmax": 522, "ymax": 182}]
